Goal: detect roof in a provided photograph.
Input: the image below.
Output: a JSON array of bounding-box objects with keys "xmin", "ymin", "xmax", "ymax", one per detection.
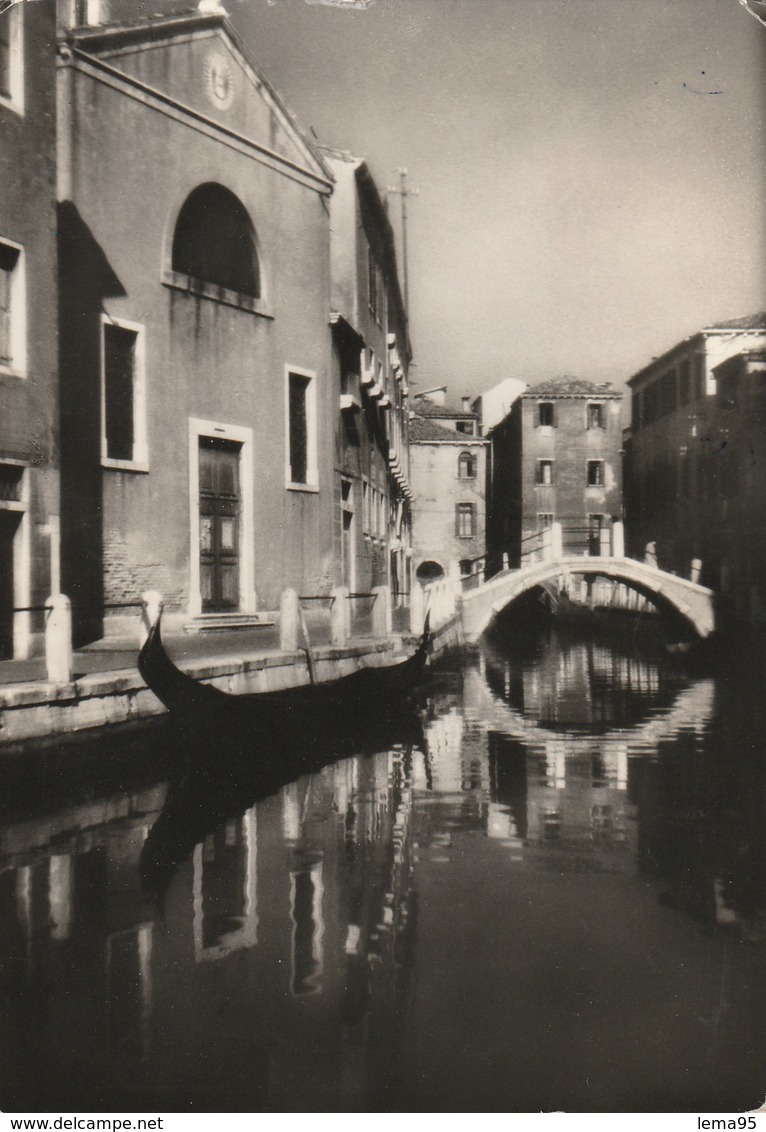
[
  {"xmin": 409, "ymin": 418, "xmax": 485, "ymax": 444},
  {"xmin": 627, "ymin": 311, "xmax": 766, "ymax": 387},
  {"xmin": 523, "ymin": 377, "xmax": 621, "ymax": 399},
  {"xmin": 412, "ymin": 396, "xmax": 477, "ymax": 420},
  {"xmin": 704, "ymin": 312, "xmax": 766, "ymax": 332}
]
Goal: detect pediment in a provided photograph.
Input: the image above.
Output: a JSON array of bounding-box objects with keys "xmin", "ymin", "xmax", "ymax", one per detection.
[{"xmin": 72, "ymin": 15, "xmax": 330, "ymax": 187}]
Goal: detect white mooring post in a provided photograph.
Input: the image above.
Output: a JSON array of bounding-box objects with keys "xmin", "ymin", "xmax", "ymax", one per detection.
[
  {"xmin": 330, "ymin": 585, "xmax": 350, "ymax": 646},
  {"xmin": 611, "ymin": 521, "xmax": 625, "ymax": 558},
  {"xmin": 280, "ymin": 588, "xmax": 300, "ymax": 652},
  {"xmin": 140, "ymin": 590, "xmax": 164, "ymax": 647},
  {"xmin": 644, "ymin": 541, "xmax": 657, "ymax": 569},
  {"xmin": 551, "ymin": 521, "xmax": 563, "ymax": 559},
  {"xmin": 691, "ymin": 558, "xmax": 702, "ymax": 584},
  {"xmin": 45, "ymin": 593, "xmax": 73, "ymax": 685},
  {"xmin": 410, "ymin": 581, "xmax": 425, "ymax": 634},
  {"xmin": 371, "ymin": 584, "xmax": 392, "ymax": 638}
]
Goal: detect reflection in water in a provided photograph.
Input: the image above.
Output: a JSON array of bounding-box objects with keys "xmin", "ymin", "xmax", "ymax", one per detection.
[
  {"xmin": 0, "ymin": 631, "xmax": 765, "ymax": 1111},
  {"xmin": 194, "ymin": 811, "xmax": 258, "ymax": 962}
]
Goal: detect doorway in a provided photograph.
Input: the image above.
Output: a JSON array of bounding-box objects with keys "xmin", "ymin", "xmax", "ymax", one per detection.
[
  {"xmin": 0, "ymin": 510, "xmax": 20, "ymax": 658},
  {"xmin": 199, "ymin": 437, "xmax": 241, "ymax": 612}
]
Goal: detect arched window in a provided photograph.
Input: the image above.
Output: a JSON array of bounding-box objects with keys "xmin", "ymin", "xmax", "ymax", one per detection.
[
  {"xmin": 458, "ymin": 451, "xmax": 476, "ymax": 479},
  {"xmin": 416, "ymin": 560, "xmax": 444, "ymax": 584},
  {"xmin": 172, "ymin": 184, "xmax": 260, "ymax": 298}
]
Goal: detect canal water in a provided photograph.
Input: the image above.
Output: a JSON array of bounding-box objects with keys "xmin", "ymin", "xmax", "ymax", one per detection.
[{"xmin": 1, "ymin": 624, "xmax": 765, "ymax": 1113}]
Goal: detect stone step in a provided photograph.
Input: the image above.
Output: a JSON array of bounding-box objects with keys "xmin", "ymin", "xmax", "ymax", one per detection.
[{"xmin": 182, "ymin": 614, "xmax": 275, "ymax": 634}]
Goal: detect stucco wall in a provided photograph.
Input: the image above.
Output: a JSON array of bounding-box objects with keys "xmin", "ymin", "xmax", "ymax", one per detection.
[
  {"xmin": 410, "ymin": 440, "xmax": 487, "ymax": 575},
  {"xmin": 0, "ymin": 2, "xmax": 59, "ymax": 651},
  {"xmin": 59, "ymin": 27, "xmax": 334, "ymax": 637}
]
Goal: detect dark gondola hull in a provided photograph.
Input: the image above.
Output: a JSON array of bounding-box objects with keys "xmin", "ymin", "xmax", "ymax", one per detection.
[{"xmin": 137, "ymin": 611, "xmax": 431, "ymax": 732}]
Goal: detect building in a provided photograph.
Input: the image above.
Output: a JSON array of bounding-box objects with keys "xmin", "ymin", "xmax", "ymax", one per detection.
[
  {"xmin": 0, "ymin": 0, "xmax": 59, "ymax": 658},
  {"xmin": 486, "ymin": 377, "xmax": 623, "ymax": 568},
  {"xmin": 56, "ymin": 4, "xmax": 337, "ymax": 641},
  {"xmin": 470, "ymin": 376, "xmax": 526, "ymax": 435},
  {"xmin": 624, "ymin": 313, "xmax": 766, "ymax": 624},
  {"xmin": 321, "ymin": 148, "xmax": 413, "ymax": 630},
  {"xmin": 410, "ymin": 389, "xmax": 488, "ymax": 584}
]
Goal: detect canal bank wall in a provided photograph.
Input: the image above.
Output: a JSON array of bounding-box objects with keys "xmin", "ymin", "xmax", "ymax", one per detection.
[{"xmin": 0, "ymin": 615, "xmax": 464, "ymax": 748}]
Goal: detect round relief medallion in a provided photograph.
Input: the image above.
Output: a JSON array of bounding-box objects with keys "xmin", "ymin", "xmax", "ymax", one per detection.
[{"xmin": 204, "ymin": 51, "xmax": 235, "ymax": 110}]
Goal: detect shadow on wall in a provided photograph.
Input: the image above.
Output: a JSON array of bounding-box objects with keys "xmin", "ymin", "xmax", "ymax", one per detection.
[{"xmin": 58, "ymin": 201, "xmax": 126, "ymax": 645}]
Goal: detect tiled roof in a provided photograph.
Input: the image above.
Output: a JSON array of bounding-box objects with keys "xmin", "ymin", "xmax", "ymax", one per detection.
[
  {"xmin": 523, "ymin": 377, "xmax": 621, "ymax": 398},
  {"xmin": 410, "ymin": 417, "xmax": 477, "ymax": 443},
  {"xmin": 704, "ymin": 311, "xmax": 766, "ymax": 331},
  {"xmin": 412, "ymin": 396, "xmax": 477, "ymax": 419}
]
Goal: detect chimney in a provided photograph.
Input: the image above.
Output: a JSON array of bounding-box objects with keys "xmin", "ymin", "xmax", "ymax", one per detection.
[{"xmin": 462, "ymin": 397, "xmax": 471, "ymax": 412}]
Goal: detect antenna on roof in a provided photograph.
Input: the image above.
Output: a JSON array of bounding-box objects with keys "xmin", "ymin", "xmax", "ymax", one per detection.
[{"xmin": 387, "ymin": 169, "xmax": 419, "ymax": 322}]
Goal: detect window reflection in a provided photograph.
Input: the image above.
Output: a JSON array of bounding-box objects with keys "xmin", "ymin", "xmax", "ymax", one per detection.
[
  {"xmin": 193, "ymin": 809, "xmax": 257, "ymax": 962},
  {"xmin": 290, "ymin": 861, "xmax": 324, "ymax": 996}
]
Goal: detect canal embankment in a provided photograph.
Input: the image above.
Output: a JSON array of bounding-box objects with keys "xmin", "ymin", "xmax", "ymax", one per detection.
[{"xmin": 0, "ymin": 614, "xmax": 464, "ymax": 748}]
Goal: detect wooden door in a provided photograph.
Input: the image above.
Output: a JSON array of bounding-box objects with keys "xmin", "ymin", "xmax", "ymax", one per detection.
[
  {"xmin": 199, "ymin": 438, "xmax": 241, "ymax": 612},
  {"xmin": 0, "ymin": 511, "xmax": 19, "ymax": 658}
]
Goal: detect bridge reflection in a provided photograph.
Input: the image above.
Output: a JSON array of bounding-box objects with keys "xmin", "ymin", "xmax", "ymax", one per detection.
[{"xmin": 0, "ymin": 638, "xmax": 763, "ymax": 1110}]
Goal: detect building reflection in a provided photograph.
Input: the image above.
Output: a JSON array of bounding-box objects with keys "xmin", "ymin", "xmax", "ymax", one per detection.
[
  {"xmin": 193, "ymin": 810, "xmax": 258, "ymax": 962},
  {"xmin": 2, "ymin": 639, "xmax": 765, "ymax": 1109}
]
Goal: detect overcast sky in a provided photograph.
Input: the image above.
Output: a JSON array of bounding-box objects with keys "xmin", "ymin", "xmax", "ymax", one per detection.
[{"xmin": 151, "ymin": 0, "xmax": 766, "ymax": 398}]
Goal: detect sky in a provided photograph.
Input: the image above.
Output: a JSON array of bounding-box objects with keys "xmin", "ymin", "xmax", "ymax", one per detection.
[{"xmin": 142, "ymin": 0, "xmax": 766, "ymax": 399}]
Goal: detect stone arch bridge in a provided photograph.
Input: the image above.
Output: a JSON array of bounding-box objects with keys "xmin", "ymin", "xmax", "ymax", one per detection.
[{"xmin": 421, "ymin": 522, "xmax": 716, "ymax": 642}]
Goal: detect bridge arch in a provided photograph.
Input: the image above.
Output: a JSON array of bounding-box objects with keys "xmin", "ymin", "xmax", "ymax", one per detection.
[{"xmin": 460, "ymin": 555, "xmax": 716, "ymax": 641}]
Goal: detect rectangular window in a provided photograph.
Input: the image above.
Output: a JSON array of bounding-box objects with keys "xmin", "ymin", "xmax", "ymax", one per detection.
[
  {"xmin": 631, "ymin": 390, "xmax": 642, "ymax": 431},
  {"xmin": 587, "ymin": 403, "xmax": 604, "ymax": 429},
  {"xmin": 286, "ymin": 368, "xmax": 317, "ymax": 490},
  {"xmin": 102, "ymin": 319, "xmax": 146, "ymax": 467},
  {"xmin": 0, "ymin": 245, "xmax": 15, "ymax": 366},
  {"xmin": 456, "ymin": 420, "xmax": 476, "ymax": 435},
  {"xmin": 678, "ymin": 358, "xmax": 691, "ymax": 406},
  {"xmin": 587, "ymin": 460, "xmax": 604, "ymax": 486},
  {"xmin": 456, "ymin": 502, "xmax": 476, "ymax": 539},
  {"xmin": 0, "ymin": 5, "xmax": 22, "ymax": 110},
  {"xmin": 537, "ymin": 512, "xmax": 554, "ymax": 529},
  {"xmin": 0, "ymin": 241, "xmax": 22, "ymax": 372},
  {"xmin": 367, "ymin": 246, "xmax": 382, "ymax": 322},
  {"xmin": 659, "ymin": 369, "xmax": 677, "ymax": 417},
  {"xmin": 643, "ymin": 381, "xmax": 659, "ymax": 425},
  {"xmin": 0, "ymin": 12, "xmax": 9, "ymax": 99},
  {"xmin": 288, "ymin": 373, "xmax": 309, "ymax": 484},
  {"xmin": 536, "ymin": 460, "xmax": 553, "ymax": 485},
  {"xmin": 538, "ymin": 402, "xmax": 554, "ymax": 427}
]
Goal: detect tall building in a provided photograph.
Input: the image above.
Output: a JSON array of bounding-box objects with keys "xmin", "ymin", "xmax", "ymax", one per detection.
[
  {"xmin": 410, "ymin": 389, "xmax": 488, "ymax": 584},
  {"xmin": 321, "ymin": 148, "xmax": 413, "ymax": 629},
  {"xmin": 0, "ymin": 0, "xmax": 59, "ymax": 658},
  {"xmin": 486, "ymin": 377, "xmax": 623, "ymax": 567},
  {"xmin": 56, "ymin": 5, "xmax": 336, "ymax": 641},
  {"xmin": 624, "ymin": 313, "xmax": 766, "ymax": 625}
]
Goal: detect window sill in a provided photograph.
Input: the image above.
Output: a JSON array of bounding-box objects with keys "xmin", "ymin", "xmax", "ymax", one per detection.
[
  {"xmin": 286, "ymin": 481, "xmax": 319, "ymax": 494},
  {"xmin": 102, "ymin": 458, "xmax": 150, "ymax": 474},
  {"xmin": 0, "ymin": 364, "xmax": 27, "ymax": 380},
  {"xmin": 162, "ymin": 272, "xmax": 274, "ymax": 319},
  {"xmin": 0, "ymin": 94, "xmax": 24, "ymax": 118}
]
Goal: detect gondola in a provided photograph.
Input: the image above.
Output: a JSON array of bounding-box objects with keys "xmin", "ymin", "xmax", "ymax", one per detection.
[{"xmin": 137, "ymin": 606, "xmax": 432, "ymax": 734}]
